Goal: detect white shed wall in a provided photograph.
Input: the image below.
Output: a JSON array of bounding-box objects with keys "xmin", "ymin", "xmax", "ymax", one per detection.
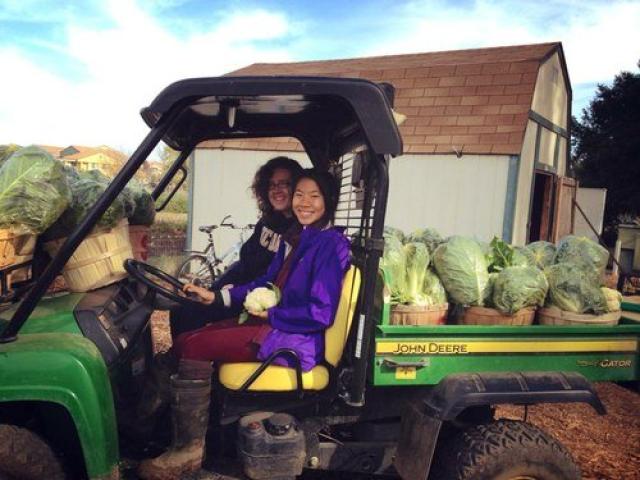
[
  {"xmin": 386, "ymin": 154, "xmax": 510, "ymax": 241},
  {"xmin": 191, "ymin": 150, "xmax": 512, "ymax": 249},
  {"xmin": 531, "ymin": 52, "xmax": 568, "ymax": 129},
  {"xmin": 189, "ymin": 149, "xmax": 310, "ymax": 252}
]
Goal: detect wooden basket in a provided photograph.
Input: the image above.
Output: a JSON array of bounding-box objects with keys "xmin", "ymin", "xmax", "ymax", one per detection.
[
  {"xmin": 390, "ymin": 303, "xmax": 449, "ymax": 326},
  {"xmin": 44, "ymin": 220, "xmax": 133, "ymax": 292},
  {"xmin": 461, "ymin": 306, "xmax": 536, "ymax": 326},
  {"xmin": 1, "ymin": 227, "xmax": 37, "ymax": 289},
  {"xmin": 537, "ymin": 307, "xmax": 621, "ymax": 326},
  {"xmin": 129, "ymin": 225, "xmax": 150, "ymax": 261}
]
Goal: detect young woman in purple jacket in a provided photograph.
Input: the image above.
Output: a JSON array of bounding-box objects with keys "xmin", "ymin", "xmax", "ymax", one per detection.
[{"xmin": 138, "ymin": 169, "xmax": 351, "ymax": 480}]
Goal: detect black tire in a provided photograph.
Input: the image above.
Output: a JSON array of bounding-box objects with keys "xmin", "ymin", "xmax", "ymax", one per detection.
[
  {"xmin": 177, "ymin": 255, "xmax": 215, "ymax": 289},
  {"xmin": 0, "ymin": 424, "xmax": 67, "ymax": 480},
  {"xmin": 430, "ymin": 420, "xmax": 580, "ymax": 480}
]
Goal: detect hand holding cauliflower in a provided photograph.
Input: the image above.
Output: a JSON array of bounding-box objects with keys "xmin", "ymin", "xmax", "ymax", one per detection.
[{"xmin": 239, "ymin": 284, "xmax": 281, "ymax": 324}]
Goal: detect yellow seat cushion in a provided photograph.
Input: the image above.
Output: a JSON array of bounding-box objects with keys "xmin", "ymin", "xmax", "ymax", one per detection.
[
  {"xmin": 219, "ymin": 363, "xmax": 330, "ymax": 391},
  {"xmin": 219, "ymin": 266, "xmax": 360, "ymax": 392}
]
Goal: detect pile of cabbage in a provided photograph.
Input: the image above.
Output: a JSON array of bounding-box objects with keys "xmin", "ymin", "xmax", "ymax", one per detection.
[
  {"xmin": 381, "ymin": 226, "xmax": 622, "ymax": 317},
  {"xmin": 544, "ymin": 236, "xmax": 620, "ymax": 314},
  {"xmin": 0, "ymin": 146, "xmax": 155, "ymax": 241},
  {"xmin": 0, "ymin": 146, "xmax": 71, "ymax": 234},
  {"xmin": 380, "ymin": 227, "xmax": 447, "ymax": 307}
]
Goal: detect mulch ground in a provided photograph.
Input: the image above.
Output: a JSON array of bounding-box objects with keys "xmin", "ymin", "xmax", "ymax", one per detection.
[{"xmin": 151, "ymin": 311, "xmax": 640, "ymax": 479}]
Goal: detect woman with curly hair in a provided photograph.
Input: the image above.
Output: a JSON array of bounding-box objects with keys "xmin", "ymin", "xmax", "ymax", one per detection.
[{"xmin": 170, "ymin": 156, "xmax": 303, "ymax": 338}]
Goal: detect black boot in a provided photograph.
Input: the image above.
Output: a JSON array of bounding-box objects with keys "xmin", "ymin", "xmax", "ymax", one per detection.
[
  {"xmin": 131, "ymin": 351, "xmax": 178, "ymax": 439},
  {"xmin": 137, "ymin": 359, "xmax": 212, "ymax": 480}
]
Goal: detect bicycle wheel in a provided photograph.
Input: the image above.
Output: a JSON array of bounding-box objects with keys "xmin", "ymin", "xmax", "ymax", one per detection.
[{"xmin": 177, "ymin": 255, "xmax": 215, "ymax": 289}]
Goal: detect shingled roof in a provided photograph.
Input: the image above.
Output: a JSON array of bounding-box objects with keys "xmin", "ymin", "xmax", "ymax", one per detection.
[{"xmin": 200, "ymin": 42, "xmax": 562, "ymax": 155}]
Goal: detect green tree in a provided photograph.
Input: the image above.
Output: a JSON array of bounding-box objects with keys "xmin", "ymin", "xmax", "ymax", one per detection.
[{"xmin": 571, "ymin": 61, "xmax": 640, "ymax": 241}]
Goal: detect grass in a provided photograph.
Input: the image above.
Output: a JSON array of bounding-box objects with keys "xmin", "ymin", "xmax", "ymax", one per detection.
[{"xmin": 151, "ymin": 211, "xmax": 187, "ymax": 235}]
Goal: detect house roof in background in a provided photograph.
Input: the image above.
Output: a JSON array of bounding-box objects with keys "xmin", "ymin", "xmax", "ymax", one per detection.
[
  {"xmin": 37, "ymin": 144, "xmax": 127, "ymax": 163},
  {"xmin": 201, "ymin": 42, "xmax": 562, "ymax": 155}
]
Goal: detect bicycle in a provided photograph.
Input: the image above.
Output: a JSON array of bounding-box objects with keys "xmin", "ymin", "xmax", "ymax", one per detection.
[{"xmin": 177, "ymin": 215, "xmax": 255, "ymax": 289}]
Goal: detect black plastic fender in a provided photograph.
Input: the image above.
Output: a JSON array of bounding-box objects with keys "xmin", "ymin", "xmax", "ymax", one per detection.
[{"xmin": 394, "ymin": 371, "xmax": 605, "ymax": 480}]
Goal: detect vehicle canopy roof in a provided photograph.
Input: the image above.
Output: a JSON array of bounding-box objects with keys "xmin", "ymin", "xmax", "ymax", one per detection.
[{"xmin": 141, "ymin": 76, "xmax": 403, "ymax": 165}]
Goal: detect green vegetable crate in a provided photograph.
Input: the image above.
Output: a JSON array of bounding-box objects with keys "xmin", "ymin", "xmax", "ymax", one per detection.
[{"xmin": 374, "ymin": 274, "xmax": 639, "ymax": 387}]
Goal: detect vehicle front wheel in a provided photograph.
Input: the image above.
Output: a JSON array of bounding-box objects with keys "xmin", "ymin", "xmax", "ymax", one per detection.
[
  {"xmin": 430, "ymin": 419, "xmax": 580, "ymax": 480},
  {"xmin": 0, "ymin": 424, "xmax": 67, "ymax": 480}
]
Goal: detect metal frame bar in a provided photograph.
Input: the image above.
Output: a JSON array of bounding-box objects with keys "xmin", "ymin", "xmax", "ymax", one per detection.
[
  {"xmin": 1, "ymin": 103, "xmax": 187, "ymax": 342},
  {"xmin": 238, "ymin": 348, "xmax": 304, "ymax": 398},
  {"xmin": 151, "ymin": 147, "xmax": 193, "ymax": 204},
  {"xmin": 347, "ymin": 153, "xmax": 389, "ymax": 406}
]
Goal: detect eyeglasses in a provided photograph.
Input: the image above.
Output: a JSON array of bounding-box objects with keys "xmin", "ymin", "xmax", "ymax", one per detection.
[{"xmin": 268, "ymin": 180, "xmax": 291, "ymax": 191}]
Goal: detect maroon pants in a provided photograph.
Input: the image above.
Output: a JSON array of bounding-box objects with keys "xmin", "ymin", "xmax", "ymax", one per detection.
[{"xmin": 174, "ymin": 317, "xmax": 271, "ymax": 362}]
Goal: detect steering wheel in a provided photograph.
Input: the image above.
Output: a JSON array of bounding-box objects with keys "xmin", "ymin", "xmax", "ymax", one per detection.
[{"xmin": 124, "ymin": 259, "xmax": 205, "ymax": 307}]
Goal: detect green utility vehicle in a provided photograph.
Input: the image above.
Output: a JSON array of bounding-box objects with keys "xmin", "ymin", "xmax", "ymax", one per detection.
[{"xmin": 1, "ymin": 77, "xmax": 639, "ymax": 480}]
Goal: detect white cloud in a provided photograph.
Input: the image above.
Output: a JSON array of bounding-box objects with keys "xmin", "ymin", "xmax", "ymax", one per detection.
[
  {"xmin": 1, "ymin": 0, "xmax": 638, "ymax": 151},
  {"xmin": 368, "ymin": 0, "xmax": 640, "ymax": 85},
  {"xmin": 0, "ymin": 0, "xmax": 294, "ymax": 152}
]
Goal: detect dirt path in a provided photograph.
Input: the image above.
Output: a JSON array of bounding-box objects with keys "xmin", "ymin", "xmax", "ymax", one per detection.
[{"xmin": 151, "ymin": 311, "xmax": 640, "ymax": 479}]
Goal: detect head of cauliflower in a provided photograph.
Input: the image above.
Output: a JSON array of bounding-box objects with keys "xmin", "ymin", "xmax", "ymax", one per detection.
[{"xmin": 244, "ymin": 286, "xmax": 279, "ymax": 312}]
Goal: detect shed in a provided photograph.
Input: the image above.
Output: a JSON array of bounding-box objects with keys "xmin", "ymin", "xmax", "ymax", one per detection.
[{"xmin": 188, "ymin": 42, "xmax": 574, "ymax": 251}]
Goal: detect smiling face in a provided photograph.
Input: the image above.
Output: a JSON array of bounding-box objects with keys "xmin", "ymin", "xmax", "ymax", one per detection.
[
  {"xmin": 293, "ymin": 177, "xmax": 326, "ymax": 226},
  {"xmin": 267, "ymin": 168, "xmax": 293, "ymax": 215}
]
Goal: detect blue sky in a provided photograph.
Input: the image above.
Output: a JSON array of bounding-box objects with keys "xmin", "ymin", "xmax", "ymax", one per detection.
[{"xmin": 1, "ymin": 0, "xmax": 638, "ymax": 154}]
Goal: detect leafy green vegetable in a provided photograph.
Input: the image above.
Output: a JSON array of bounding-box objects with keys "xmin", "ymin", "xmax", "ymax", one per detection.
[
  {"xmin": 423, "ymin": 269, "xmax": 447, "ymax": 306},
  {"xmin": 383, "ymin": 226, "xmax": 405, "ymax": 244},
  {"xmin": 406, "ymin": 227, "xmax": 444, "ymax": 255},
  {"xmin": 486, "ymin": 237, "xmax": 532, "ymax": 272},
  {"xmin": 44, "ymin": 174, "xmax": 126, "ymax": 240},
  {"xmin": 0, "ymin": 146, "xmax": 71, "ymax": 233},
  {"xmin": 433, "ymin": 236, "xmax": 490, "ymax": 306},
  {"xmin": 127, "ymin": 179, "xmax": 156, "ymax": 226},
  {"xmin": 554, "ymin": 236, "xmax": 609, "ymax": 282},
  {"xmin": 403, "ymin": 242, "xmax": 430, "ymax": 305},
  {"xmin": 525, "ymin": 241, "xmax": 556, "ymax": 269},
  {"xmin": 513, "ymin": 247, "xmax": 534, "ymax": 267},
  {"xmin": 380, "ymin": 235, "xmax": 407, "ymax": 305},
  {"xmin": 491, "ymin": 266, "xmax": 548, "ymax": 314},
  {"xmin": 544, "ymin": 263, "xmax": 608, "ymax": 314},
  {"xmin": 0, "ymin": 144, "xmax": 21, "ymax": 168}
]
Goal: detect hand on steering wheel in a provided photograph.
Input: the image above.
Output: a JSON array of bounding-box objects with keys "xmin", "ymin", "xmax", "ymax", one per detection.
[
  {"xmin": 124, "ymin": 259, "xmax": 208, "ymax": 307},
  {"xmin": 183, "ymin": 283, "xmax": 216, "ymax": 304}
]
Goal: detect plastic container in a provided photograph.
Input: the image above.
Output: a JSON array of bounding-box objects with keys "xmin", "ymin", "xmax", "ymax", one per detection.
[
  {"xmin": 537, "ymin": 307, "xmax": 621, "ymax": 326},
  {"xmin": 390, "ymin": 304, "xmax": 449, "ymax": 326},
  {"xmin": 44, "ymin": 220, "xmax": 133, "ymax": 292},
  {"xmin": 461, "ymin": 306, "xmax": 536, "ymax": 326},
  {"xmin": 128, "ymin": 225, "xmax": 150, "ymax": 261}
]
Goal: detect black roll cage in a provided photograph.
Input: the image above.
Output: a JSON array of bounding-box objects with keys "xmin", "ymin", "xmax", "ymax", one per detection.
[{"xmin": 0, "ymin": 76, "xmax": 402, "ymax": 407}]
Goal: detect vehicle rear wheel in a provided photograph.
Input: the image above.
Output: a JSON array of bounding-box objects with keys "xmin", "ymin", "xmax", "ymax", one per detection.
[
  {"xmin": 177, "ymin": 255, "xmax": 215, "ymax": 289},
  {"xmin": 0, "ymin": 424, "xmax": 67, "ymax": 480},
  {"xmin": 430, "ymin": 419, "xmax": 580, "ymax": 480}
]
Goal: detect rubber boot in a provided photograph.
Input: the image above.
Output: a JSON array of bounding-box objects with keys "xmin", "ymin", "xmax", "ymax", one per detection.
[
  {"xmin": 130, "ymin": 351, "xmax": 178, "ymax": 439},
  {"xmin": 137, "ymin": 359, "xmax": 212, "ymax": 480}
]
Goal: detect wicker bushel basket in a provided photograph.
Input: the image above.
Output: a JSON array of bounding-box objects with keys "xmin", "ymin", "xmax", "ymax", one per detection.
[
  {"xmin": 44, "ymin": 220, "xmax": 133, "ymax": 292},
  {"xmin": 1, "ymin": 227, "xmax": 37, "ymax": 287},
  {"xmin": 537, "ymin": 307, "xmax": 622, "ymax": 326},
  {"xmin": 461, "ymin": 306, "xmax": 536, "ymax": 326},
  {"xmin": 390, "ymin": 303, "xmax": 449, "ymax": 326}
]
